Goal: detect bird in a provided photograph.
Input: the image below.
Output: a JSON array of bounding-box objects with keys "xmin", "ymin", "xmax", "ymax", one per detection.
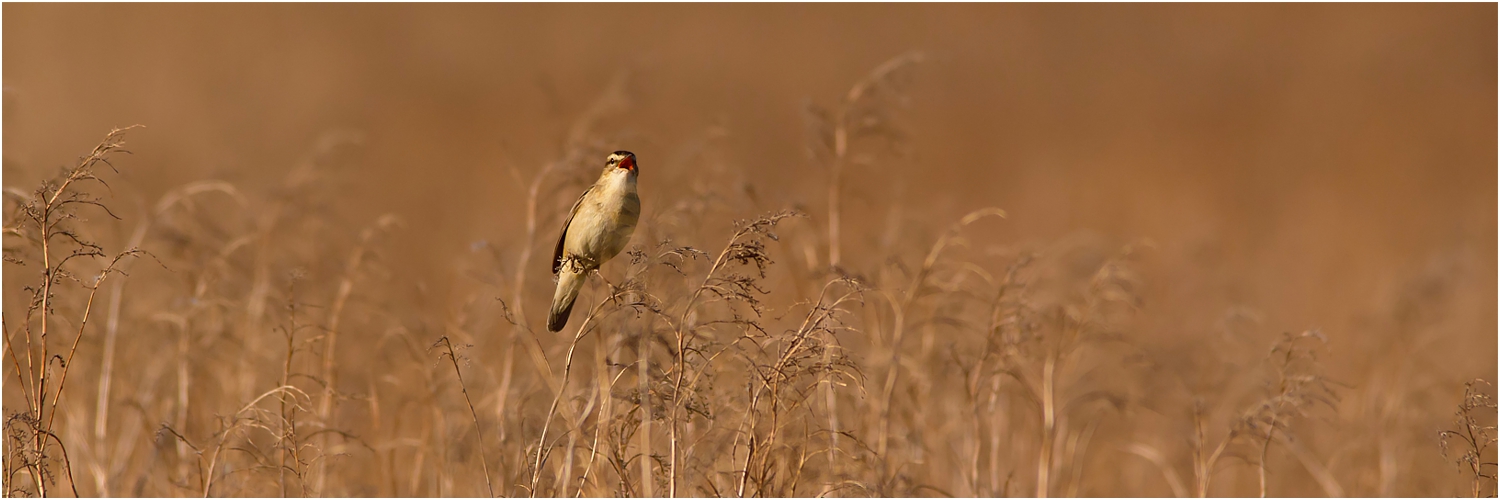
[{"xmin": 547, "ymin": 151, "xmax": 641, "ymax": 332}]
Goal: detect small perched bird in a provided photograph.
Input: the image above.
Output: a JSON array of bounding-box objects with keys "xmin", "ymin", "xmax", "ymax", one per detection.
[{"xmin": 548, "ymin": 151, "xmax": 641, "ymax": 332}]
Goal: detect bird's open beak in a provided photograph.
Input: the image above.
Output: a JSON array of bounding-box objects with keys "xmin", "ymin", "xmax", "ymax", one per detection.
[{"xmin": 619, "ymin": 156, "xmax": 636, "ymax": 172}]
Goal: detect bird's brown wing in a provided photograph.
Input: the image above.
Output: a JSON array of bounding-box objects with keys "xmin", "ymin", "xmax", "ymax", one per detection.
[{"xmin": 552, "ymin": 185, "xmax": 593, "ymax": 275}]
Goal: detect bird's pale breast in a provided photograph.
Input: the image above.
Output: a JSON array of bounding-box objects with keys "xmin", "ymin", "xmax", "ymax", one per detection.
[{"xmin": 564, "ymin": 176, "xmax": 639, "ymax": 268}]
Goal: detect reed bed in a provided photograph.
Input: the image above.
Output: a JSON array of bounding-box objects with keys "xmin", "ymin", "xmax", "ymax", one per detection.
[{"xmin": 3, "ymin": 54, "xmax": 1494, "ymax": 498}]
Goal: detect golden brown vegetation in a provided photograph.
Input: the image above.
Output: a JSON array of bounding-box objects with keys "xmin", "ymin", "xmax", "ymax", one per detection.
[{"xmin": 3, "ymin": 4, "xmax": 1496, "ymax": 497}]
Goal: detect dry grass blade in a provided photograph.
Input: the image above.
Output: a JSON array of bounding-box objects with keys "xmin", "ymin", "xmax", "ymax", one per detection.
[{"xmin": 433, "ymin": 337, "xmax": 497, "ymax": 497}]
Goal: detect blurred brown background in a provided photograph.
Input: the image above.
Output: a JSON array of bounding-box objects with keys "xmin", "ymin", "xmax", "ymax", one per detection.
[{"xmin": 4, "ymin": 3, "xmax": 1496, "ymax": 497}]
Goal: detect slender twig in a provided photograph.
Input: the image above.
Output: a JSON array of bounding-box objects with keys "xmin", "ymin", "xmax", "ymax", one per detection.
[
  {"xmin": 434, "ymin": 337, "xmax": 496, "ymax": 497},
  {"xmin": 529, "ymin": 285, "xmax": 631, "ymax": 496}
]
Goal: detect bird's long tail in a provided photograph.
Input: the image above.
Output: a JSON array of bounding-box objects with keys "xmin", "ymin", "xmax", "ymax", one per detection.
[{"xmin": 547, "ymin": 270, "xmax": 585, "ymax": 332}]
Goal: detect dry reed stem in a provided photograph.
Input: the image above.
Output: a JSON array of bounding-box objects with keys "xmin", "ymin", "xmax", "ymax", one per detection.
[
  {"xmin": 312, "ymin": 213, "xmax": 398, "ymax": 495},
  {"xmin": 433, "ymin": 336, "xmax": 497, "ymax": 497},
  {"xmin": 3, "ymin": 126, "xmax": 145, "ymax": 497},
  {"xmin": 528, "ymin": 282, "xmax": 632, "ymax": 496},
  {"xmin": 90, "ymin": 180, "xmax": 242, "ymax": 496},
  {"xmin": 663, "ymin": 210, "xmax": 803, "ymax": 497},
  {"xmin": 875, "ymin": 208, "xmax": 1004, "ymax": 461},
  {"xmin": 812, "ymin": 51, "xmax": 925, "ymax": 269}
]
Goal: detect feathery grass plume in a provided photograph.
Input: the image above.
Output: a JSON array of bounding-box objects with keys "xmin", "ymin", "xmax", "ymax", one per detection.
[
  {"xmin": 1440, "ymin": 379, "xmax": 1498, "ymax": 497},
  {"xmin": 1192, "ymin": 330, "xmax": 1340, "ymax": 497}
]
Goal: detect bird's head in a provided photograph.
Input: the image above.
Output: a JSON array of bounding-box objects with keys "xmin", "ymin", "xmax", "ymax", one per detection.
[{"xmin": 605, "ymin": 151, "xmax": 637, "ymax": 177}]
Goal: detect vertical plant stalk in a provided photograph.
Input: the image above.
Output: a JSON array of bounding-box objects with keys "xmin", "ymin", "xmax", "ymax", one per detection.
[
  {"xmin": 243, "ymin": 203, "xmax": 285, "ymax": 388},
  {"xmin": 195, "ymin": 386, "xmax": 310, "ymax": 497},
  {"xmin": 4, "ymin": 126, "xmax": 140, "ymax": 497},
  {"xmin": 90, "ymin": 209, "xmax": 144, "ymax": 497},
  {"xmin": 1191, "ymin": 404, "xmax": 1233, "ymax": 498},
  {"xmin": 741, "ymin": 279, "xmax": 860, "ymax": 496},
  {"xmin": 34, "ymin": 254, "xmax": 130, "ymax": 499},
  {"xmin": 826, "ymin": 129, "xmax": 845, "ymax": 269},
  {"xmin": 312, "ymin": 215, "xmax": 394, "ymax": 495},
  {"xmin": 663, "ymin": 212, "xmax": 801, "ymax": 496},
  {"xmin": 529, "ymin": 287, "xmax": 628, "ymax": 496},
  {"xmin": 495, "ymin": 160, "xmax": 561, "ymax": 454},
  {"xmin": 820, "ymin": 338, "xmax": 840, "ymax": 494},
  {"xmin": 822, "ymin": 51, "xmax": 924, "ymax": 269},
  {"xmin": 1037, "ymin": 353, "xmax": 1056, "ymax": 498},
  {"xmin": 90, "ymin": 181, "xmax": 239, "ymax": 495},
  {"xmin": 34, "ymin": 181, "xmax": 57, "ymax": 499},
  {"xmin": 965, "ymin": 258, "xmax": 1026, "ymax": 497},
  {"xmin": 279, "ymin": 299, "xmax": 298, "ymax": 497},
  {"xmin": 42, "ymin": 252, "xmax": 134, "ymax": 444},
  {"xmin": 1257, "ymin": 411, "xmax": 1281, "ymax": 497},
  {"xmin": 1063, "ymin": 418, "xmax": 1099, "ymax": 497},
  {"xmin": 875, "ymin": 208, "xmax": 1004, "ymax": 460},
  {"xmin": 638, "ymin": 327, "xmax": 653, "ymax": 499},
  {"xmin": 874, "ymin": 288, "xmax": 905, "ymax": 459},
  {"xmin": 514, "ymin": 160, "xmax": 562, "ymax": 328},
  {"xmin": 174, "ymin": 317, "xmax": 193, "ymax": 486},
  {"xmin": 575, "ymin": 331, "xmax": 624, "ymax": 496},
  {"xmin": 436, "ymin": 337, "xmax": 496, "ymax": 497}
]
